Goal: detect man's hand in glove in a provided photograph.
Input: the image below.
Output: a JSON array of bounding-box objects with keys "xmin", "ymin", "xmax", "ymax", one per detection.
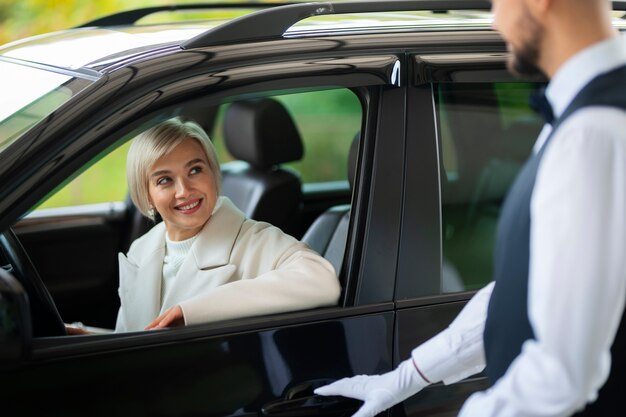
[{"xmin": 314, "ymin": 358, "xmax": 430, "ymax": 417}]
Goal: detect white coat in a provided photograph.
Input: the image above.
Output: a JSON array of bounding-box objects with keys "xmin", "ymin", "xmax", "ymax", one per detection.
[{"xmin": 116, "ymin": 197, "xmax": 340, "ymax": 332}]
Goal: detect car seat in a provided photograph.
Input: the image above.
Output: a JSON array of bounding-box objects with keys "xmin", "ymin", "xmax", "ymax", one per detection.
[
  {"xmin": 301, "ymin": 134, "xmax": 359, "ymax": 278},
  {"xmin": 221, "ymin": 98, "xmax": 304, "ymax": 236}
]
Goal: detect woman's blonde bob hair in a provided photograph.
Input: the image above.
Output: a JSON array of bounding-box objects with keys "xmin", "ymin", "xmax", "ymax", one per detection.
[{"xmin": 127, "ymin": 117, "xmax": 222, "ymax": 221}]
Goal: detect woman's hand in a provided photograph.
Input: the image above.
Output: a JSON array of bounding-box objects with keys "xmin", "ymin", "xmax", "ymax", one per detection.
[
  {"xmin": 65, "ymin": 325, "xmax": 90, "ymax": 335},
  {"xmin": 145, "ymin": 305, "xmax": 185, "ymax": 330}
]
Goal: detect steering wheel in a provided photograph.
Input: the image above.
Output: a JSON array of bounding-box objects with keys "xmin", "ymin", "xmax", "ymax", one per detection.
[{"xmin": 0, "ymin": 228, "xmax": 66, "ymax": 337}]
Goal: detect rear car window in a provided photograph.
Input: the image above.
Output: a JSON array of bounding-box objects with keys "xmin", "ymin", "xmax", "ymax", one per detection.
[{"xmin": 438, "ymin": 81, "xmax": 544, "ymax": 292}]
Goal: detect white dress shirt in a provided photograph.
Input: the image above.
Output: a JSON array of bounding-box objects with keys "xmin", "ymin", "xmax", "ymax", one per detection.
[{"xmin": 412, "ymin": 35, "xmax": 626, "ymax": 416}]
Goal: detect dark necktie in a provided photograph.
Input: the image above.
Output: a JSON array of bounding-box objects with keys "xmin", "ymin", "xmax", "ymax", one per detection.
[{"xmin": 529, "ymin": 86, "xmax": 554, "ymax": 125}]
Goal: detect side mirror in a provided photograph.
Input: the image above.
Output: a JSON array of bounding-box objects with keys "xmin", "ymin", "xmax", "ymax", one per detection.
[{"xmin": 0, "ymin": 267, "xmax": 31, "ymax": 366}]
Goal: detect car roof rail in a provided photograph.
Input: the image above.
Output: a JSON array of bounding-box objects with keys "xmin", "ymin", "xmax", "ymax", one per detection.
[
  {"xmin": 181, "ymin": 0, "xmax": 493, "ymax": 49},
  {"xmin": 182, "ymin": 0, "xmax": 626, "ymax": 49},
  {"xmin": 76, "ymin": 3, "xmax": 294, "ymax": 28}
]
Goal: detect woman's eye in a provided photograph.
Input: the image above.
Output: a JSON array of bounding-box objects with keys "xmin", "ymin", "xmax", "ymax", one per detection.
[
  {"xmin": 156, "ymin": 177, "xmax": 171, "ymax": 186},
  {"xmin": 190, "ymin": 166, "xmax": 203, "ymax": 175}
]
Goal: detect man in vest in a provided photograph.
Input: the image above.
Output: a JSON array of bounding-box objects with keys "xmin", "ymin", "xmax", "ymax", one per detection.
[{"xmin": 316, "ymin": 0, "xmax": 626, "ymax": 415}]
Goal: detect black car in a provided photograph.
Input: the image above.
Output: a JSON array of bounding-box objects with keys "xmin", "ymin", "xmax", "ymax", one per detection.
[{"xmin": 2, "ymin": 1, "xmax": 623, "ymax": 416}]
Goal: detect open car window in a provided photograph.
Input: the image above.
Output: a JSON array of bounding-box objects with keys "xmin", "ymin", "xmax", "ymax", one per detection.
[{"xmin": 13, "ymin": 86, "xmax": 363, "ymax": 338}]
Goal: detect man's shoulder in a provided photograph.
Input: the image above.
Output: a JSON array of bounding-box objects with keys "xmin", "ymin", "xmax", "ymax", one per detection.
[
  {"xmin": 559, "ymin": 106, "xmax": 626, "ymax": 139},
  {"xmin": 542, "ymin": 106, "xmax": 626, "ymax": 177}
]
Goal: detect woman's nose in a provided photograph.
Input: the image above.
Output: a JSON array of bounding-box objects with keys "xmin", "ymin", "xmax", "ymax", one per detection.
[{"xmin": 175, "ymin": 178, "xmax": 191, "ymax": 198}]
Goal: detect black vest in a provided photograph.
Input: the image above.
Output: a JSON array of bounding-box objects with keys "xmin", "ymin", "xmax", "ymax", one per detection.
[{"xmin": 483, "ymin": 65, "xmax": 626, "ymax": 416}]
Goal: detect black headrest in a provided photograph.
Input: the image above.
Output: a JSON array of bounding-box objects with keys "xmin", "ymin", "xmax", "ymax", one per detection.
[
  {"xmin": 348, "ymin": 132, "xmax": 359, "ymax": 190},
  {"xmin": 223, "ymin": 98, "xmax": 304, "ymax": 169}
]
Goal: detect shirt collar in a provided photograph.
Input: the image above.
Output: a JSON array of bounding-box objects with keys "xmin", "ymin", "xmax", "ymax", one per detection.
[{"xmin": 546, "ymin": 35, "xmax": 626, "ymax": 119}]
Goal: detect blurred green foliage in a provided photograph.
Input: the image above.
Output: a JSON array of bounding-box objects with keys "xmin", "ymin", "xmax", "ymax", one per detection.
[
  {"xmin": 0, "ymin": 0, "xmax": 290, "ymax": 46},
  {"xmin": 1, "ymin": 0, "xmax": 132, "ymax": 45}
]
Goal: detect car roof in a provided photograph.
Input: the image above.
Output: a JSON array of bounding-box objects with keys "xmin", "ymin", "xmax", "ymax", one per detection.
[
  {"xmin": 0, "ymin": 2, "xmax": 500, "ymax": 73},
  {"xmin": 0, "ymin": 24, "xmax": 213, "ymax": 71},
  {"xmin": 2, "ymin": 1, "xmax": 626, "ymax": 73}
]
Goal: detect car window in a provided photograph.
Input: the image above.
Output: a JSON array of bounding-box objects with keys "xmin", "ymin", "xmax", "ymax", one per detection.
[
  {"xmin": 17, "ymin": 85, "xmax": 365, "ymax": 337},
  {"xmin": 211, "ymin": 88, "xmax": 362, "ymax": 184},
  {"xmin": 438, "ymin": 82, "xmax": 544, "ymax": 292}
]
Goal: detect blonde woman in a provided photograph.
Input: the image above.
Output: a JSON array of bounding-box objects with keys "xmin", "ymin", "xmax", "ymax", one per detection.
[{"xmin": 116, "ymin": 117, "xmax": 340, "ymax": 332}]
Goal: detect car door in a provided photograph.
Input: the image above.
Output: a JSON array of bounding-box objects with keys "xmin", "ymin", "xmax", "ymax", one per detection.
[
  {"xmin": 1, "ymin": 308, "xmax": 394, "ymax": 416},
  {"xmin": 391, "ymin": 53, "xmax": 546, "ymax": 416},
  {"xmin": 0, "ymin": 46, "xmax": 407, "ymax": 417}
]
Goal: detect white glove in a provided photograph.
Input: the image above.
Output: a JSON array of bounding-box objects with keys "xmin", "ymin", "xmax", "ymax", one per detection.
[{"xmin": 314, "ymin": 358, "xmax": 430, "ymax": 417}]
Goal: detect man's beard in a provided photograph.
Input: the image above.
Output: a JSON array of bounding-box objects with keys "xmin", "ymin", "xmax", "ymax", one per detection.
[
  {"xmin": 508, "ymin": 42, "xmax": 543, "ymax": 78},
  {"xmin": 506, "ymin": 7, "xmax": 546, "ymax": 79}
]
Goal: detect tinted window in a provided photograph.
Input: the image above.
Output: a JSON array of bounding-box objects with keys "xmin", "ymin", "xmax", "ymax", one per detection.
[{"xmin": 438, "ymin": 82, "xmax": 544, "ymax": 292}]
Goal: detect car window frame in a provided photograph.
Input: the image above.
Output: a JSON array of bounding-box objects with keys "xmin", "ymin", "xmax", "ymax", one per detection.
[{"xmin": 6, "ymin": 49, "xmax": 407, "ymax": 356}]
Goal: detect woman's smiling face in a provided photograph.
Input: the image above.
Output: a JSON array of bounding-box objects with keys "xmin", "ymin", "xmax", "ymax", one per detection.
[{"xmin": 148, "ymin": 138, "xmax": 218, "ymax": 241}]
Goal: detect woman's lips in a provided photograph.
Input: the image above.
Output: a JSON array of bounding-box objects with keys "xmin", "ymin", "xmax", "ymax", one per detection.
[{"xmin": 175, "ymin": 198, "xmax": 202, "ymax": 214}]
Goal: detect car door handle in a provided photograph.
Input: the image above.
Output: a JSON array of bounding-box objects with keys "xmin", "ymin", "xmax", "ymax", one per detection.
[
  {"xmin": 261, "ymin": 379, "xmax": 362, "ymax": 417},
  {"xmin": 261, "ymin": 395, "xmax": 362, "ymax": 417}
]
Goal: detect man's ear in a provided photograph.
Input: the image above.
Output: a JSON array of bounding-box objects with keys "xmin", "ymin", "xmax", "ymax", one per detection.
[{"xmin": 525, "ymin": 0, "xmax": 553, "ymax": 21}]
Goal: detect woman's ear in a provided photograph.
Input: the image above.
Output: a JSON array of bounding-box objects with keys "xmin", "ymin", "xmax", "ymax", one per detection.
[{"xmin": 146, "ymin": 198, "xmax": 156, "ymax": 219}]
